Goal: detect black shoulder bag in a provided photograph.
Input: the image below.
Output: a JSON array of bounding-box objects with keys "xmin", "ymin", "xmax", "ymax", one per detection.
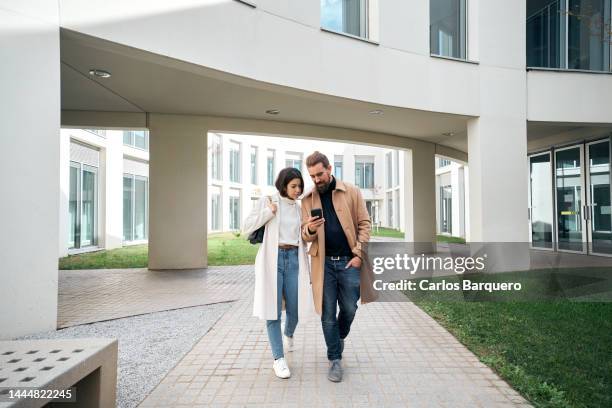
[{"xmin": 247, "ymin": 197, "xmax": 271, "ymax": 245}]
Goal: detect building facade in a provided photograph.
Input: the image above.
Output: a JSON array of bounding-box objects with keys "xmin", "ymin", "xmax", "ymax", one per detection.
[
  {"xmin": 59, "ymin": 128, "xmax": 150, "ymax": 257},
  {"xmin": 4, "ymin": 0, "xmax": 612, "ymax": 337},
  {"xmin": 207, "ymin": 133, "xmax": 405, "ymax": 233}
]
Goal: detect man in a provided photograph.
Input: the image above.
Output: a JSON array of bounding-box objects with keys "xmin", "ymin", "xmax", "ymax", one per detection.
[{"xmin": 301, "ymin": 151, "xmax": 374, "ymax": 382}]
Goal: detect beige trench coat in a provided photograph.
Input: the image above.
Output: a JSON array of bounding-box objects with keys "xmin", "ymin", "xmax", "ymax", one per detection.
[
  {"xmin": 301, "ymin": 178, "xmax": 379, "ymax": 315},
  {"xmin": 242, "ymin": 193, "xmax": 316, "ymax": 321}
]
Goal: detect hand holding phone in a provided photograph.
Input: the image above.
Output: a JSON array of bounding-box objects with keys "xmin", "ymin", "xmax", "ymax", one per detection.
[{"xmin": 306, "ymin": 208, "xmax": 325, "ymax": 233}]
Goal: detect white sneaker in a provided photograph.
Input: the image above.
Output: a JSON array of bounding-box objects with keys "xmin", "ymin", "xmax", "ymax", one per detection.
[
  {"xmin": 273, "ymin": 357, "xmax": 291, "ymax": 379},
  {"xmin": 283, "ymin": 334, "xmax": 295, "ymax": 352}
]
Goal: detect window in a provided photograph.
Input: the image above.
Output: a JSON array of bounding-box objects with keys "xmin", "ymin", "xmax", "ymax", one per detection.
[
  {"xmin": 355, "ymin": 156, "xmax": 375, "ymax": 189},
  {"xmin": 386, "ymin": 191, "xmax": 394, "ymax": 228},
  {"xmin": 86, "ymin": 129, "xmax": 106, "ymax": 138},
  {"xmin": 440, "ymin": 185, "xmax": 452, "ymax": 234},
  {"xmin": 229, "ymin": 141, "xmax": 241, "ymax": 183},
  {"xmin": 430, "ymin": 0, "xmax": 467, "ymax": 59},
  {"xmin": 211, "ymin": 189, "xmax": 221, "ymax": 231},
  {"xmin": 210, "ymin": 134, "xmax": 222, "ymax": 181},
  {"xmin": 321, "ymin": 0, "xmax": 369, "ymax": 38},
  {"xmin": 267, "ymin": 149, "xmax": 275, "ymax": 186},
  {"xmin": 229, "ymin": 190, "xmax": 241, "ymax": 230},
  {"xmin": 285, "ymin": 152, "xmax": 303, "ymax": 171},
  {"xmin": 438, "ymin": 158, "xmax": 452, "ymax": 168},
  {"xmin": 393, "ymin": 150, "xmax": 400, "ymax": 186},
  {"xmin": 123, "ymin": 174, "xmax": 148, "ymax": 242},
  {"xmin": 386, "ymin": 152, "xmax": 392, "ymax": 188},
  {"xmin": 123, "ymin": 130, "xmax": 149, "ymax": 150},
  {"xmin": 69, "ymin": 162, "xmax": 98, "ymax": 249},
  {"xmin": 567, "ymin": 0, "xmax": 611, "ymax": 71},
  {"xmin": 527, "ymin": 0, "xmax": 611, "ymax": 71},
  {"xmin": 250, "ymin": 146, "xmax": 258, "ymax": 184},
  {"xmin": 334, "ymin": 155, "xmax": 344, "ymax": 179}
]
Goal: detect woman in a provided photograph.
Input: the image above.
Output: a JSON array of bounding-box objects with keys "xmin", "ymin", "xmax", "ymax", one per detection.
[{"xmin": 242, "ymin": 167, "xmax": 315, "ymax": 379}]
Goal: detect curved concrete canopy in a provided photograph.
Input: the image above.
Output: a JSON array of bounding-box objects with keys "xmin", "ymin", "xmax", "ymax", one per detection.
[{"xmin": 60, "ymin": 29, "xmax": 471, "ymax": 154}]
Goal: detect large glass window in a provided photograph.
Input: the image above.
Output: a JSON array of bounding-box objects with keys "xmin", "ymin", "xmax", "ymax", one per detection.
[
  {"xmin": 229, "ymin": 141, "xmax": 241, "ymax": 183},
  {"xmin": 568, "ymin": 0, "xmax": 611, "ymax": 71},
  {"xmin": 527, "ymin": 0, "xmax": 565, "ymax": 68},
  {"xmin": 210, "ymin": 134, "xmax": 222, "ymax": 181},
  {"xmin": 211, "ymin": 190, "xmax": 221, "ymax": 231},
  {"xmin": 527, "ymin": 0, "xmax": 611, "ymax": 71},
  {"xmin": 334, "ymin": 155, "xmax": 344, "ymax": 180},
  {"xmin": 250, "ymin": 146, "xmax": 258, "ymax": 185},
  {"xmin": 267, "ymin": 149, "xmax": 275, "ymax": 186},
  {"xmin": 355, "ymin": 157, "xmax": 374, "ymax": 189},
  {"xmin": 393, "ymin": 150, "xmax": 400, "ymax": 186},
  {"xmin": 321, "ymin": 0, "xmax": 369, "ymax": 38},
  {"xmin": 229, "ymin": 191, "xmax": 241, "ymax": 230},
  {"xmin": 439, "ymin": 185, "xmax": 453, "ymax": 234},
  {"xmin": 123, "ymin": 130, "xmax": 149, "ymax": 150},
  {"xmin": 123, "ymin": 174, "xmax": 149, "ymax": 242},
  {"xmin": 430, "ymin": 0, "xmax": 467, "ymax": 59},
  {"xmin": 285, "ymin": 152, "xmax": 303, "ymax": 171},
  {"xmin": 386, "ymin": 152, "xmax": 392, "ymax": 188},
  {"xmin": 386, "ymin": 191, "xmax": 394, "ymax": 228},
  {"xmin": 69, "ymin": 161, "xmax": 98, "ymax": 249}
]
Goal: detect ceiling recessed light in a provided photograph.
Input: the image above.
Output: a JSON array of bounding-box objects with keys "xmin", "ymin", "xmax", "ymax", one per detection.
[
  {"xmin": 265, "ymin": 109, "xmax": 280, "ymax": 115},
  {"xmin": 88, "ymin": 69, "xmax": 111, "ymax": 78},
  {"xmin": 442, "ymin": 132, "xmax": 455, "ymax": 137},
  {"xmin": 369, "ymin": 109, "xmax": 383, "ymax": 115}
]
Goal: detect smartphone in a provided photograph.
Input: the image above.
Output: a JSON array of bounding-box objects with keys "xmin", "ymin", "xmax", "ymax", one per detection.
[{"xmin": 310, "ymin": 208, "xmax": 323, "ymax": 219}]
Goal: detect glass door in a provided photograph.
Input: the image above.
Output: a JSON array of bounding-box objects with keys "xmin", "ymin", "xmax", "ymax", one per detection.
[
  {"xmin": 586, "ymin": 140, "xmax": 612, "ymax": 255},
  {"xmin": 68, "ymin": 161, "xmax": 98, "ymax": 249},
  {"xmin": 555, "ymin": 145, "xmax": 587, "ymax": 253},
  {"xmin": 529, "ymin": 152, "xmax": 554, "ymax": 249}
]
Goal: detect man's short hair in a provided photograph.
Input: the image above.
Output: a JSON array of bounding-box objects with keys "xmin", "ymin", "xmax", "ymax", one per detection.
[{"xmin": 305, "ymin": 151, "xmax": 330, "ymax": 168}]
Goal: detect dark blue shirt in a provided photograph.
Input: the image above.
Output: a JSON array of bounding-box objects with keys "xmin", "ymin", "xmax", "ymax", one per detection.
[{"xmin": 320, "ymin": 177, "xmax": 352, "ymax": 257}]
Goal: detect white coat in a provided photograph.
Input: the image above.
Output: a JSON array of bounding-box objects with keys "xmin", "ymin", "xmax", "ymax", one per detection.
[{"xmin": 242, "ymin": 193, "xmax": 316, "ymax": 321}]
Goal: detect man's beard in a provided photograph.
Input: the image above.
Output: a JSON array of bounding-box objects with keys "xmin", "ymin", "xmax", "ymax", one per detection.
[{"xmin": 316, "ymin": 179, "xmax": 331, "ymax": 194}]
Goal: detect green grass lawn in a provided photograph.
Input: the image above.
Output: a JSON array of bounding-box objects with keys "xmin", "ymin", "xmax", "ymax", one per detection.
[
  {"xmin": 59, "ymin": 232, "xmax": 259, "ymax": 269},
  {"xmin": 206, "ymin": 232, "xmax": 260, "ymax": 266},
  {"xmin": 405, "ymin": 269, "xmax": 612, "ymax": 408},
  {"xmin": 371, "ymin": 227, "xmax": 405, "ymax": 238},
  {"xmin": 436, "ymin": 234, "xmax": 466, "ymax": 244},
  {"xmin": 59, "ymin": 231, "xmax": 468, "ymax": 269}
]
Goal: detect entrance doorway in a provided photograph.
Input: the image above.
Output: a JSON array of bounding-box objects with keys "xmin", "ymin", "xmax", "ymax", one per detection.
[{"xmin": 528, "ymin": 138, "xmax": 612, "ymax": 255}]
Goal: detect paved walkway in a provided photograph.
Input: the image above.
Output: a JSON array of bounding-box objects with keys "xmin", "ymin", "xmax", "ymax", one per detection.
[{"xmin": 58, "ymin": 265, "xmax": 532, "ymax": 407}]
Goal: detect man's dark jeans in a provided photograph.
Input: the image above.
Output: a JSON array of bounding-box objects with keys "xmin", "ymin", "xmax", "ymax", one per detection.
[{"xmin": 321, "ymin": 255, "xmax": 361, "ymax": 361}]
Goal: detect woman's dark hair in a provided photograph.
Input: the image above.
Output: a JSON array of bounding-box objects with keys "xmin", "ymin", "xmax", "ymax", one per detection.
[{"xmin": 275, "ymin": 167, "xmax": 304, "ymax": 197}]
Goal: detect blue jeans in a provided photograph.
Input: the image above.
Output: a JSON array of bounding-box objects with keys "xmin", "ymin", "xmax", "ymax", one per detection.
[
  {"xmin": 266, "ymin": 247, "xmax": 299, "ymax": 359},
  {"xmin": 321, "ymin": 256, "xmax": 361, "ymax": 361}
]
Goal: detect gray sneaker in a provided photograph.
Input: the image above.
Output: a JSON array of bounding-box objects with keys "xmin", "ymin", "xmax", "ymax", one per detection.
[{"xmin": 328, "ymin": 359, "xmax": 343, "ymax": 382}]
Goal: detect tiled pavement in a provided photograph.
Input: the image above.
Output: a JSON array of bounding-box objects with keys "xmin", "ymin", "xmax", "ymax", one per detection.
[
  {"xmin": 58, "ymin": 264, "xmax": 531, "ymax": 407},
  {"xmin": 93, "ymin": 265, "xmax": 532, "ymax": 408},
  {"xmin": 58, "ymin": 267, "xmax": 246, "ymax": 328}
]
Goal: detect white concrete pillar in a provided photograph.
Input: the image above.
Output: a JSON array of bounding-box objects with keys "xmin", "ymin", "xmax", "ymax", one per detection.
[
  {"xmin": 102, "ymin": 132, "xmax": 124, "ymax": 250},
  {"xmin": 403, "ymin": 144, "xmax": 436, "ymax": 245},
  {"xmin": 148, "ymin": 114, "xmax": 208, "ymax": 269},
  {"xmin": 0, "ymin": 4, "xmax": 60, "ymax": 338},
  {"xmin": 59, "ymin": 132, "xmax": 71, "ymax": 257},
  {"xmin": 467, "ymin": 0, "xmax": 528, "ymax": 243}
]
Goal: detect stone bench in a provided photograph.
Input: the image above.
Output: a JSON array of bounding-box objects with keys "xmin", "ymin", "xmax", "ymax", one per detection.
[{"xmin": 0, "ymin": 338, "xmax": 117, "ymax": 408}]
